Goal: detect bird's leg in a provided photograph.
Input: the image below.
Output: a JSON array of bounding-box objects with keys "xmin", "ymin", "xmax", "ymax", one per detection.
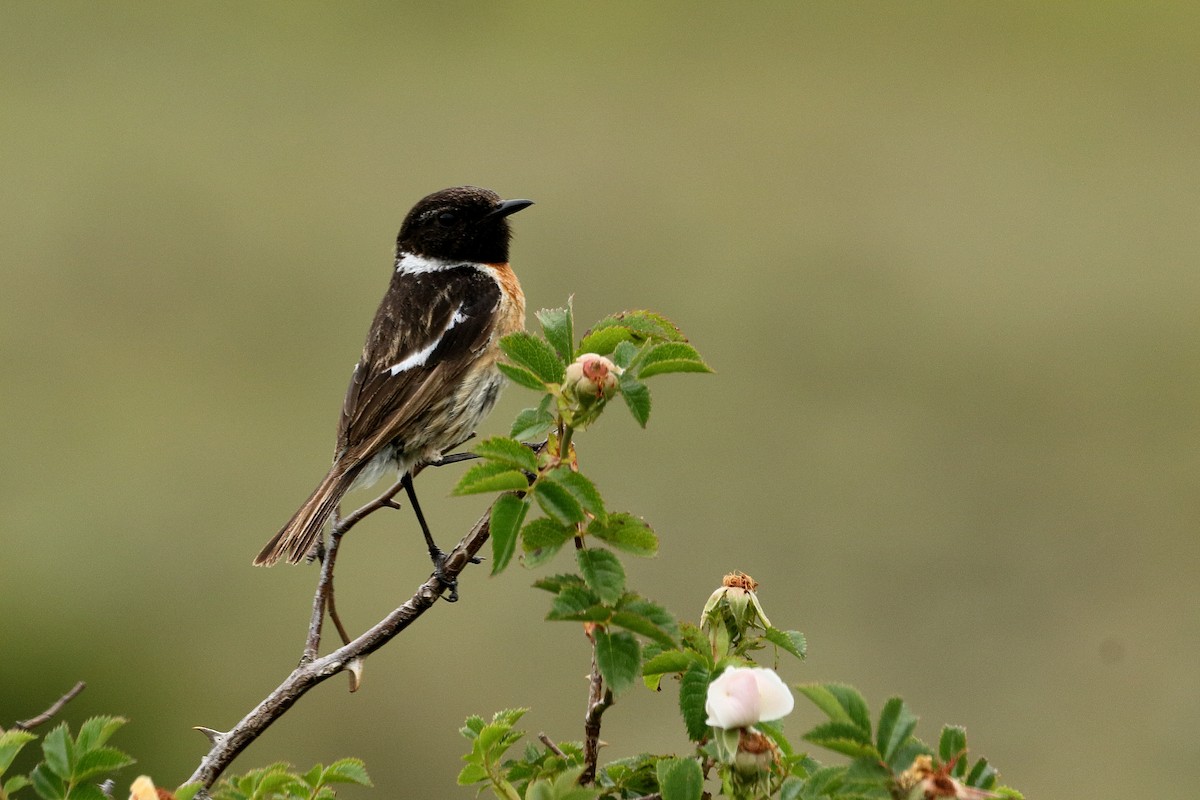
[{"xmin": 400, "ymin": 473, "xmax": 480, "ymax": 602}]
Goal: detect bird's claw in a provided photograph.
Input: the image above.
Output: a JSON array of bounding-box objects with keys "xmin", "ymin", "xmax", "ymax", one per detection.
[{"xmin": 431, "ymin": 549, "xmax": 460, "ymax": 603}]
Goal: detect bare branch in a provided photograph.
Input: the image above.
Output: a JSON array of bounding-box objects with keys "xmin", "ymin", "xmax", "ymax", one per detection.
[
  {"xmin": 11, "ymin": 681, "xmax": 86, "ymax": 731},
  {"xmin": 579, "ymin": 635, "xmax": 614, "ymax": 785},
  {"xmin": 185, "ymin": 496, "xmax": 497, "ymax": 794}
]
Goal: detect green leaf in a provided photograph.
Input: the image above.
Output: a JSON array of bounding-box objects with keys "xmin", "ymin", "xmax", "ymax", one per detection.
[
  {"xmin": 532, "ymin": 573, "xmax": 585, "ymax": 593},
  {"xmin": 679, "ymin": 663, "xmax": 711, "ymax": 741},
  {"xmin": 321, "ymin": 758, "xmax": 372, "ymax": 786},
  {"xmin": 461, "ymin": 714, "xmax": 486, "ymax": 738},
  {"xmin": 638, "ymin": 358, "xmax": 712, "ymax": 380},
  {"xmin": 576, "ymin": 549, "xmax": 625, "ymax": 604},
  {"xmin": 456, "ymin": 762, "xmax": 488, "ymax": 786},
  {"xmin": 536, "ymin": 304, "xmax": 574, "ymax": 363},
  {"xmin": 547, "ymin": 467, "xmax": 606, "ymax": 522},
  {"xmin": 172, "ymin": 784, "xmax": 203, "ymax": 800},
  {"xmin": 779, "ymin": 776, "xmax": 803, "ymax": 800},
  {"xmin": 301, "ymin": 764, "xmax": 323, "ymax": 788},
  {"xmin": 533, "ymin": 479, "xmax": 586, "ymax": 525},
  {"xmin": 796, "ymin": 683, "xmax": 872, "ymax": 736},
  {"xmin": 498, "ymin": 362, "xmax": 550, "ymax": 392},
  {"xmin": 64, "ymin": 784, "xmax": 106, "ymax": 800},
  {"xmin": 587, "ymin": 311, "xmax": 685, "ymax": 346},
  {"xmin": 72, "ymin": 746, "xmax": 135, "ymax": 781},
  {"xmin": 40, "ymin": 724, "xmax": 72, "ymax": 781},
  {"xmin": 618, "ymin": 373, "xmax": 651, "ymax": 427},
  {"xmin": 642, "ymin": 649, "xmax": 695, "ymax": 677},
  {"xmin": 489, "ymin": 494, "xmax": 530, "ymax": 574},
  {"xmin": 473, "ymin": 436, "xmax": 538, "ymax": 472},
  {"xmin": 594, "ymin": 629, "xmax": 640, "ymax": 694},
  {"xmin": 29, "ymin": 763, "xmax": 64, "ymax": 800},
  {"xmin": 491, "ymin": 707, "xmax": 529, "ymax": 727},
  {"xmin": 764, "ymin": 628, "xmax": 807, "ymax": 660},
  {"xmin": 4, "ymin": 776, "xmax": 32, "ymax": 796},
  {"xmin": 803, "ymin": 721, "xmax": 878, "ymax": 759},
  {"xmin": 610, "ymin": 340, "xmax": 640, "ymax": 369},
  {"xmin": 0, "ymin": 730, "xmax": 36, "ymax": 775},
  {"xmin": 576, "ymin": 325, "xmax": 633, "ymax": 357},
  {"xmin": 611, "ymin": 611, "xmax": 673, "ymax": 649},
  {"xmin": 587, "ymin": 513, "xmax": 657, "ymax": 556},
  {"xmin": 251, "ymin": 771, "xmax": 305, "ymax": 798},
  {"xmin": 656, "ymin": 757, "xmax": 703, "ymax": 800},
  {"xmin": 511, "ymin": 401, "xmax": 555, "ymax": 440},
  {"xmin": 521, "ymin": 517, "xmax": 575, "ymax": 568},
  {"xmin": 452, "ymin": 461, "xmax": 530, "ymax": 495},
  {"xmin": 876, "ymin": 697, "xmax": 919, "ymax": 767},
  {"xmin": 679, "ymin": 622, "xmax": 713, "ymax": 666},
  {"xmin": 791, "ymin": 765, "xmax": 849, "ymax": 799},
  {"xmin": 500, "ymin": 331, "xmax": 566, "ymax": 384},
  {"xmin": 612, "ymin": 598, "xmax": 680, "ymax": 648},
  {"xmin": 635, "ymin": 342, "xmax": 712, "ymax": 379},
  {"xmin": 546, "ymin": 585, "xmax": 609, "ymax": 621},
  {"xmin": 939, "ymin": 726, "xmax": 967, "ymax": 773},
  {"xmin": 73, "ymin": 716, "xmax": 126, "ymax": 754},
  {"xmin": 966, "ymin": 757, "xmax": 997, "ymax": 790},
  {"xmin": 532, "ymin": 768, "xmax": 597, "ymax": 800}
]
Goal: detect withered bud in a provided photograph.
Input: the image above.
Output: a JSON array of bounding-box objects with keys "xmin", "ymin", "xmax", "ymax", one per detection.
[{"xmin": 733, "ymin": 728, "xmax": 778, "ymax": 776}]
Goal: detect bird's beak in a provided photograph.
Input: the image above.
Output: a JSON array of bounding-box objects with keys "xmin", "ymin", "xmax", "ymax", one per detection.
[{"xmin": 486, "ymin": 198, "xmax": 535, "ymax": 220}]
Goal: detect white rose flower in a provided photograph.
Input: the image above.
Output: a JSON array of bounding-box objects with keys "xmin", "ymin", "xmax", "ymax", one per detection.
[{"xmin": 704, "ymin": 666, "xmax": 795, "ymax": 730}]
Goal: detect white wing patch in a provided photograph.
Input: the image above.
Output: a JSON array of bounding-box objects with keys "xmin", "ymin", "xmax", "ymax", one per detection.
[{"xmin": 386, "ymin": 304, "xmax": 469, "ymax": 376}]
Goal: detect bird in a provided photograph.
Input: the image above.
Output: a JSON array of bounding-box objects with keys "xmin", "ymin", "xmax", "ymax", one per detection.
[{"xmin": 254, "ymin": 186, "xmax": 532, "ymax": 598}]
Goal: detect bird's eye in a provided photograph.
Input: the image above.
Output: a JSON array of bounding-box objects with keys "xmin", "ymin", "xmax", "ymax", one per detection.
[{"xmin": 436, "ymin": 211, "xmax": 457, "ymax": 226}]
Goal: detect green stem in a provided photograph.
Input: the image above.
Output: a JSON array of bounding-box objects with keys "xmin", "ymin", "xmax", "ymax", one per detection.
[{"xmin": 558, "ymin": 424, "xmax": 575, "ymax": 460}]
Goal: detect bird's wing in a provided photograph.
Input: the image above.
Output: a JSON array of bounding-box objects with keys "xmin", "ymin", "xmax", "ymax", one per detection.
[{"xmin": 337, "ymin": 264, "xmax": 501, "ymax": 465}]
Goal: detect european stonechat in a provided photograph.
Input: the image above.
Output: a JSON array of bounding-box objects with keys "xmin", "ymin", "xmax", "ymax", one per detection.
[{"xmin": 255, "ymin": 186, "xmax": 532, "ymax": 594}]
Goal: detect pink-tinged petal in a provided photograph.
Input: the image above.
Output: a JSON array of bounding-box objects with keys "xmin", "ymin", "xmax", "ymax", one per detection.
[
  {"xmin": 705, "ymin": 668, "xmax": 762, "ymax": 729},
  {"xmin": 750, "ymin": 667, "xmax": 794, "ymax": 721}
]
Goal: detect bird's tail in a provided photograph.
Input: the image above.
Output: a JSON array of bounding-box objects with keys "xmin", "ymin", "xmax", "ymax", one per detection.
[{"xmin": 254, "ymin": 466, "xmax": 359, "ymax": 566}]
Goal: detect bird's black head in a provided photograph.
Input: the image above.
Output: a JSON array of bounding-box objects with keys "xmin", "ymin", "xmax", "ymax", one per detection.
[{"xmin": 396, "ymin": 186, "xmax": 534, "ymax": 264}]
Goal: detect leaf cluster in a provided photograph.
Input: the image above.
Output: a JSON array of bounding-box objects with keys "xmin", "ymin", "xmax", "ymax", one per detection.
[
  {"xmin": 186, "ymin": 759, "xmax": 371, "ymax": 800},
  {"xmin": 497, "ymin": 301, "xmax": 711, "ymax": 432},
  {"xmin": 458, "ymin": 712, "xmax": 707, "ymax": 800},
  {"xmin": 784, "ymin": 685, "xmax": 1024, "ymax": 800},
  {"xmin": 0, "ymin": 717, "xmax": 133, "ymax": 800},
  {"xmin": 458, "ymin": 710, "xmax": 593, "ymax": 800},
  {"xmin": 535, "ymin": 562, "xmax": 679, "ymax": 695}
]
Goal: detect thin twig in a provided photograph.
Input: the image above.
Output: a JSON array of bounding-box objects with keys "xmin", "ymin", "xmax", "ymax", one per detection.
[
  {"xmin": 579, "ymin": 634, "xmax": 614, "ymax": 785},
  {"xmin": 325, "ymin": 575, "xmax": 353, "ymax": 647},
  {"xmin": 186, "ymin": 496, "xmax": 499, "ymax": 795},
  {"xmin": 11, "ymin": 681, "xmax": 86, "ymax": 731},
  {"xmin": 301, "ymin": 481, "xmax": 406, "ymax": 663},
  {"xmin": 537, "ymin": 732, "xmax": 567, "ymax": 759}
]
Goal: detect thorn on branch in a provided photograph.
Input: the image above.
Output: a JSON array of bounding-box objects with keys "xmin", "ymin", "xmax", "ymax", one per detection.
[
  {"xmin": 11, "ymin": 681, "xmax": 86, "ymax": 731},
  {"xmin": 345, "ymin": 658, "xmax": 364, "ymax": 693},
  {"xmin": 193, "ymin": 726, "xmax": 229, "ymax": 745}
]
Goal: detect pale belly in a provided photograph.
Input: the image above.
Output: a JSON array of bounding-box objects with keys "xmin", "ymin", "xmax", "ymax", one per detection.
[{"xmin": 348, "ymin": 366, "xmax": 506, "ymax": 491}]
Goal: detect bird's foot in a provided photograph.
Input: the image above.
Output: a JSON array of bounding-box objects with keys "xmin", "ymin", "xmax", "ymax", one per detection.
[{"xmin": 430, "ymin": 548, "xmax": 483, "ymax": 603}]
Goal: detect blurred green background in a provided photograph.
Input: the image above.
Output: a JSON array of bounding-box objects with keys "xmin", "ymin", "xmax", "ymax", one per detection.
[{"xmin": 2, "ymin": 3, "xmax": 1197, "ymax": 798}]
